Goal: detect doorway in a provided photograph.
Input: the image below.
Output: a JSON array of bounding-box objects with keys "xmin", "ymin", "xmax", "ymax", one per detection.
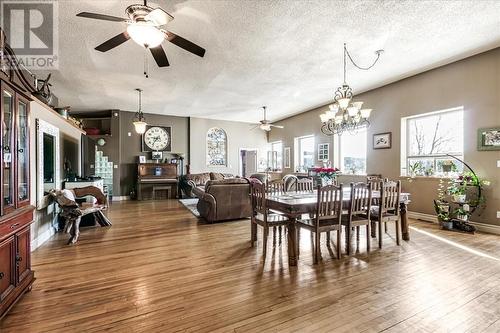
[{"xmin": 239, "ymin": 149, "xmax": 258, "ymax": 177}]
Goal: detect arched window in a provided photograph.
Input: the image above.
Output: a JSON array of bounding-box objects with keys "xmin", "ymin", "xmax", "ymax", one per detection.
[{"xmin": 206, "ymin": 127, "xmax": 227, "ymax": 166}]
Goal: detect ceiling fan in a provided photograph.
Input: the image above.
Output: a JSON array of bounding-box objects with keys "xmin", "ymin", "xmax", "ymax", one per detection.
[
  {"xmin": 76, "ymin": 0, "xmax": 206, "ymax": 69},
  {"xmin": 251, "ymin": 106, "xmax": 284, "ymax": 132}
]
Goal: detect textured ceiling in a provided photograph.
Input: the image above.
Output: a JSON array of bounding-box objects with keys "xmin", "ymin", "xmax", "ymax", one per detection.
[{"xmin": 41, "ymin": 0, "xmax": 500, "ymax": 122}]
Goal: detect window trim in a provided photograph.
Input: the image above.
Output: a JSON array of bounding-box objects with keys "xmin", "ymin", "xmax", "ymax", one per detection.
[
  {"xmin": 268, "ymin": 140, "xmax": 283, "ymax": 171},
  {"xmin": 401, "ymin": 106, "xmax": 464, "ymax": 177},
  {"xmin": 338, "ymin": 127, "xmax": 368, "ymax": 176},
  {"xmin": 294, "ymin": 134, "xmax": 315, "ymax": 172}
]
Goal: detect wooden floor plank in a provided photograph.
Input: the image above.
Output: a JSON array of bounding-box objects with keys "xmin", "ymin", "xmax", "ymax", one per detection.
[{"xmin": 2, "ymin": 200, "xmax": 500, "ymax": 332}]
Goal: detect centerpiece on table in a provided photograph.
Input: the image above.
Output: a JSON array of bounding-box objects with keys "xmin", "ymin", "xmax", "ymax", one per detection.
[{"xmin": 312, "ymin": 167, "xmax": 340, "ymax": 186}]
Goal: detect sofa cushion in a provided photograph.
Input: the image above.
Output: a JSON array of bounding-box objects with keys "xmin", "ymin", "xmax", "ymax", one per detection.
[
  {"xmin": 209, "ymin": 172, "xmax": 234, "ymax": 181},
  {"xmin": 205, "ymin": 178, "xmax": 249, "ymax": 191},
  {"xmin": 186, "ymin": 173, "xmax": 211, "ymax": 186}
]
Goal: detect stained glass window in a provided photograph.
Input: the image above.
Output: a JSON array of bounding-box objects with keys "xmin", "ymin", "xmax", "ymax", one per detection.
[{"xmin": 207, "ymin": 128, "xmax": 227, "ymax": 166}]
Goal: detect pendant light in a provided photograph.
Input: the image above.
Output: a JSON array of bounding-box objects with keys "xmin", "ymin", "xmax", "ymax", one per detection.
[{"xmin": 133, "ymin": 88, "xmax": 147, "ymax": 134}]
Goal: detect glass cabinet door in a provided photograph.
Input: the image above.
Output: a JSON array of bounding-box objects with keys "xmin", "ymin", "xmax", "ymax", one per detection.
[
  {"xmin": 16, "ymin": 97, "xmax": 29, "ymax": 206},
  {"xmin": 2, "ymin": 88, "xmax": 15, "ymax": 213}
]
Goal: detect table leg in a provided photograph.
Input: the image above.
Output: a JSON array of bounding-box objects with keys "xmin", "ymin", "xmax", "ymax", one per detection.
[
  {"xmin": 287, "ymin": 218, "xmax": 297, "ymax": 267},
  {"xmin": 400, "ymin": 202, "xmax": 410, "ymax": 241}
]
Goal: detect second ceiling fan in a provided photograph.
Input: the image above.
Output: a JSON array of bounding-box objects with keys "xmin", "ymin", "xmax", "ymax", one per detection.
[
  {"xmin": 251, "ymin": 106, "xmax": 284, "ymax": 132},
  {"xmin": 76, "ymin": 0, "xmax": 206, "ymax": 69}
]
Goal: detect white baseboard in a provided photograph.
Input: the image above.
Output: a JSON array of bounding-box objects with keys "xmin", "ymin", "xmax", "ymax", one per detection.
[
  {"xmin": 31, "ymin": 226, "xmax": 56, "ymax": 251},
  {"xmin": 408, "ymin": 211, "xmax": 500, "ymax": 235},
  {"xmin": 112, "ymin": 196, "xmax": 130, "ymax": 202}
]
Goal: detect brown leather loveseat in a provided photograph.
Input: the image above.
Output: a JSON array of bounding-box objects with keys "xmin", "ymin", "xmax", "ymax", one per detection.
[{"xmin": 192, "ymin": 178, "xmax": 252, "ymax": 223}]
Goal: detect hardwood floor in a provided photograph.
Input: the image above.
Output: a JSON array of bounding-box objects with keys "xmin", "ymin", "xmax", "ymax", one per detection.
[{"xmin": 2, "ymin": 200, "xmax": 500, "ymax": 332}]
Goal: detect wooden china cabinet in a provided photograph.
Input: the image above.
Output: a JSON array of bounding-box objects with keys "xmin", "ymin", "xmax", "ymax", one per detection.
[{"xmin": 0, "ymin": 29, "xmax": 36, "ymax": 319}]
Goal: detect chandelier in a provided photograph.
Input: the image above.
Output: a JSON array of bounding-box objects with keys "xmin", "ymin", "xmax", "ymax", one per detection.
[
  {"xmin": 133, "ymin": 88, "xmax": 147, "ymax": 134},
  {"xmin": 320, "ymin": 43, "xmax": 383, "ymax": 136}
]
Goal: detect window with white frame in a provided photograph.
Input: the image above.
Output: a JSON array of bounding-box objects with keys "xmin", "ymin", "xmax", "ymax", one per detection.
[
  {"xmin": 339, "ymin": 127, "xmax": 367, "ymax": 175},
  {"xmin": 294, "ymin": 135, "xmax": 314, "ymax": 172},
  {"xmin": 401, "ymin": 107, "xmax": 464, "ymax": 177},
  {"xmin": 267, "ymin": 141, "xmax": 282, "ymax": 171}
]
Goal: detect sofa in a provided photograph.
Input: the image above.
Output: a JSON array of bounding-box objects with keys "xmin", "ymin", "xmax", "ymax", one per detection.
[
  {"xmin": 179, "ymin": 172, "xmax": 234, "ymax": 197},
  {"xmin": 192, "ymin": 178, "xmax": 252, "ymax": 223}
]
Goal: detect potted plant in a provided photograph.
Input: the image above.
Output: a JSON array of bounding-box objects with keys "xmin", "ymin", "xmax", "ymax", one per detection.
[
  {"xmin": 454, "ymin": 204, "xmax": 471, "ymax": 221},
  {"xmin": 448, "ymin": 180, "xmax": 467, "ymax": 203},
  {"xmin": 312, "ymin": 167, "xmax": 340, "ymax": 186},
  {"xmin": 434, "ymin": 200, "xmax": 453, "ymax": 230}
]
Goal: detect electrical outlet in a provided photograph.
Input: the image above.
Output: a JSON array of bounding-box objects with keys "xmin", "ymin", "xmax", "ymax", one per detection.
[
  {"xmin": 128, "ymin": 132, "xmax": 132, "ymax": 137},
  {"xmin": 114, "ymin": 165, "xmax": 118, "ymax": 169},
  {"xmin": 497, "ymin": 160, "xmax": 500, "ymax": 168},
  {"xmin": 497, "ymin": 211, "xmax": 500, "ymax": 219}
]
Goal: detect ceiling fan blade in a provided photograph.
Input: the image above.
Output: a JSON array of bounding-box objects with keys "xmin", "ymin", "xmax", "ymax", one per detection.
[
  {"xmin": 145, "ymin": 8, "xmax": 174, "ymax": 26},
  {"xmin": 164, "ymin": 31, "xmax": 206, "ymax": 57},
  {"xmin": 150, "ymin": 45, "xmax": 170, "ymax": 67},
  {"xmin": 95, "ymin": 32, "xmax": 130, "ymax": 52},
  {"xmin": 270, "ymin": 124, "xmax": 284, "ymax": 129},
  {"xmin": 76, "ymin": 12, "xmax": 127, "ymax": 22}
]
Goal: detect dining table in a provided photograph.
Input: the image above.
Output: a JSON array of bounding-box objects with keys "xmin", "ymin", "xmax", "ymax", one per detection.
[{"xmin": 266, "ymin": 189, "xmax": 411, "ymax": 266}]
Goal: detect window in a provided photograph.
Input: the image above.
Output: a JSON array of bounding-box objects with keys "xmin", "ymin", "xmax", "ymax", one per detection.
[
  {"xmin": 206, "ymin": 127, "xmax": 227, "ymax": 166},
  {"xmin": 339, "ymin": 127, "xmax": 367, "ymax": 175},
  {"xmin": 402, "ymin": 107, "xmax": 463, "ymax": 177},
  {"xmin": 294, "ymin": 135, "xmax": 314, "ymax": 172},
  {"xmin": 268, "ymin": 141, "xmax": 282, "ymax": 171}
]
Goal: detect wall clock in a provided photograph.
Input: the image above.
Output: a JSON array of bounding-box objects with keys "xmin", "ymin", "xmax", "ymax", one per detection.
[{"xmin": 142, "ymin": 125, "xmax": 172, "ymax": 152}]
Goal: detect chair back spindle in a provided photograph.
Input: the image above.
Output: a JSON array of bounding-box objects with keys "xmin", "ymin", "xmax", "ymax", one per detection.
[
  {"xmin": 296, "ymin": 177, "xmax": 314, "ymax": 192},
  {"xmin": 380, "ymin": 180, "xmax": 401, "ymax": 215},
  {"xmin": 350, "ymin": 182, "xmax": 372, "ymax": 216},
  {"xmin": 315, "ymin": 184, "xmax": 343, "ymax": 227}
]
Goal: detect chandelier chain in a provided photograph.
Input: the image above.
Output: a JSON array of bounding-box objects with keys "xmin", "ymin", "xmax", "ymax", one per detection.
[{"xmin": 343, "ymin": 43, "xmax": 383, "ymax": 83}]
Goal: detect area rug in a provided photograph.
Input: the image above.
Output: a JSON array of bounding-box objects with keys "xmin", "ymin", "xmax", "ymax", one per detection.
[{"xmin": 179, "ymin": 198, "xmax": 200, "ymax": 217}]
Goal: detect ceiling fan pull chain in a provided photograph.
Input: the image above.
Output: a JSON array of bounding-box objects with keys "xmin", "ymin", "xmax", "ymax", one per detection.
[{"xmin": 143, "ymin": 46, "xmax": 149, "ymax": 78}]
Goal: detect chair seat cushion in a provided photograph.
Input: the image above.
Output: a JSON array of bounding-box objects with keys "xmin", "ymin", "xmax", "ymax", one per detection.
[
  {"xmin": 370, "ymin": 207, "xmax": 398, "ymax": 220},
  {"xmin": 255, "ymin": 212, "xmax": 290, "ymax": 224},
  {"xmin": 296, "ymin": 217, "xmax": 340, "ymax": 228}
]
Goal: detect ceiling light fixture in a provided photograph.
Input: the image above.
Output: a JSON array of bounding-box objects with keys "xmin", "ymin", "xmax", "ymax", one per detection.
[
  {"xmin": 320, "ymin": 43, "xmax": 383, "ymax": 136},
  {"xmin": 133, "ymin": 88, "xmax": 147, "ymax": 134},
  {"xmin": 126, "ymin": 22, "xmax": 165, "ymax": 48}
]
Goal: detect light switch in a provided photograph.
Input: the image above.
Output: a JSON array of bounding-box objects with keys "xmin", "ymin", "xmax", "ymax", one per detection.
[
  {"xmin": 497, "ymin": 211, "xmax": 500, "ymax": 219},
  {"xmin": 114, "ymin": 165, "xmax": 118, "ymax": 169},
  {"xmin": 128, "ymin": 132, "xmax": 132, "ymax": 137},
  {"xmin": 497, "ymin": 160, "xmax": 500, "ymax": 168}
]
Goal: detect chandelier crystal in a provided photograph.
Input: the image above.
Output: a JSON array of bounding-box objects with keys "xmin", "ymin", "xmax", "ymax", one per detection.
[{"xmin": 320, "ymin": 43, "xmax": 383, "ymax": 136}]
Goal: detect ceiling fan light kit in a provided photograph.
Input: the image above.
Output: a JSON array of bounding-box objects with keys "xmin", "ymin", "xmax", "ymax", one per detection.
[
  {"xmin": 126, "ymin": 23, "xmax": 165, "ymax": 48},
  {"xmin": 320, "ymin": 43, "xmax": 383, "ymax": 136}
]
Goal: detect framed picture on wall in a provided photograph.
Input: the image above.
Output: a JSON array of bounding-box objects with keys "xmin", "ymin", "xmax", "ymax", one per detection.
[
  {"xmin": 318, "ymin": 143, "xmax": 329, "ymax": 161},
  {"xmin": 138, "ymin": 155, "xmax": 146, "ymax": 163},
  {"xmin": 284, "ymin": 147, "xmax": 291, "ymax": 169},
  {"xmin": 477, "ymin": 127, "xmax": 500, "ymax": 151},
  {"xmin": 373, "ymin": 132, "xmax": 392, "ymax": 149},
  {"xmin": 152, "ymin": 151, "xmax": 163, "ymax": 160}
]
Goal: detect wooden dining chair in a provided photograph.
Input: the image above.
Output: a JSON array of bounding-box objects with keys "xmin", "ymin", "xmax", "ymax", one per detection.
[
  {"xmin": 250, "ymin": 181, "xmax": 290, "ymax": 259},
  {"xmin": 296, "ymin": 177, "xmax": 314, "ymax": 192},
  {"xmin": 267, "ymin": 179, "xmax": 285, "ymax": 195},
  {"xmin": 296, "ymin": 184, "xmax": 343, "ymax": 263},
  {"xmin": 341, "ymin": 182, "xmax": 372, "ymax": 255},
  {"xmin": 370, "ymin": 180, "xmax": 401, "ymax": 249}
]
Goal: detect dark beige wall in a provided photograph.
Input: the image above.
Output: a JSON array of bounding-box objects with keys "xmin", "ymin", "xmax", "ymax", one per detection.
[
  {"xmin": 119, "ymin": 111, "xmax": 189, "ymax": 196},
  {"xmin": 269, "ymin": 48, "xmax": 500, "ymax": 225}
]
